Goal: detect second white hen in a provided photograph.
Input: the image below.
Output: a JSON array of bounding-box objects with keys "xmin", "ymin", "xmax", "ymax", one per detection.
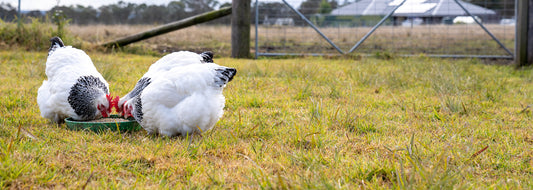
[{"xmin": 123, "ymin": 58, "xmax": 236, "ymax": 137}]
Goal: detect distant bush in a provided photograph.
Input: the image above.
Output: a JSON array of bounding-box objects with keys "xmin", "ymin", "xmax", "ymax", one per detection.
[
  {"xmin": 0, "ymin": 17, "xmax": 74, "ymax": 51},
  {"xmin": 0, "ymin": 17, "xmax": 161, "ymax": 55}
]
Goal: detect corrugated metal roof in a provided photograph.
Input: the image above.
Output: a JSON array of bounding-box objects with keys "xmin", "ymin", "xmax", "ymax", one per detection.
[{"xmin": 330, "ymin": 0, "xmax": 496, "ymax": 16}]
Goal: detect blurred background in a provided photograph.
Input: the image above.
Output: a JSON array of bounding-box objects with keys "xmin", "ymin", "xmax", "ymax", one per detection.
[{"xmin": 0, "ymin": 0, "xmax": 517, "ymax": 57}]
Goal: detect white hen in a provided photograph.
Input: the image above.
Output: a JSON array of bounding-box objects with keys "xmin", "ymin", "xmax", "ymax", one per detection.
[
  {"xmin": 116, "ymin": 51, "xmax": 213, "ymax": 113},
  {"xmin": 122, "ymin": 58, "xmax": 236, "ymax": 137},
  {"xmin": 37, "ymin": 37, "xmax": 113, "ymax": 123}
]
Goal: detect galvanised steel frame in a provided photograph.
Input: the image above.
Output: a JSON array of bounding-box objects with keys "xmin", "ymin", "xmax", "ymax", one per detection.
[{"xmin": 254, "ymin": 0, "xmax": 515, "ymax": 59}]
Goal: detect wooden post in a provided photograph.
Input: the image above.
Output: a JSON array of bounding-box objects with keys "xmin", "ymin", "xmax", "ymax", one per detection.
[
  {"xmin": 231, "ymin": 0, "xmax": 251, "ymax": 58},
  {"xmin": 101, "ymin": 7, "xmax": 232, "ymax": 48},
  {"xmin": 516, "ymin": 0, "xmax": 533, "ymax": 66}
]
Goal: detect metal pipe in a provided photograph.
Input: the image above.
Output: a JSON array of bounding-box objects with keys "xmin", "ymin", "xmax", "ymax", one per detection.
[
  {"xmin": 257, "ymin": 52, "xmax": 513, "ymax": 59},
  {"xmin": 257, "ymin": 52, "xmax": 336, "ymax": 57},
  {"xmin": 281, "ymin": 0, "xmax": 344, "ymax": 54},
  {"xmin": 17, "ymin": 0, "xmax": 21, "ymax": 29},
  {"xmin": 18, "ymin": 0, "xmax": 21, "ymax": 18},
  {"xmin": 348, "ymin": 0, "xmax": 407, "ymax": 53},
  {"xmin": 255, "ymin": 0, "xmax": 259, "ymax": 59},
  {"xmin": 454, "ymin": 0, "xmax": 514, "ymax": 56},
  {"xmin": 411, "ymin": 54, "xmax": 514, "ymax": 59},
  {"xmin": 514, "ymin": 0, "xmax": 518, "ymax": 61}
]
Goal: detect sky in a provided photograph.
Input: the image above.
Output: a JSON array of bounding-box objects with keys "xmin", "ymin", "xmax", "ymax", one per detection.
[{"xmin": 0, "ymin": 0, "xmax": 233, "ymax": 11}]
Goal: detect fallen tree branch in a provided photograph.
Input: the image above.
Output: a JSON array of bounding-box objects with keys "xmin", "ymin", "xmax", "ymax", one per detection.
[{"xmin": 101, "ymin": 6, "xmax": 232, "ymax": 48}]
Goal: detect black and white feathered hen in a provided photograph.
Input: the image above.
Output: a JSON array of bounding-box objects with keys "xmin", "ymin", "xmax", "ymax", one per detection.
[
  {"xmin": 37, "ymin": 37, "xmax": 113, "ymax": 123},
  {"xmin": 121, "ymin": 51, "xmax": 236, "ymax": 137}
]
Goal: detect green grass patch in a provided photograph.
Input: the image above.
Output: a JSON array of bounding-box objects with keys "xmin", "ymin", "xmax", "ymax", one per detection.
[{"xmin": 1, "ymin": 51, "xmax": 532, "ymax": 188}]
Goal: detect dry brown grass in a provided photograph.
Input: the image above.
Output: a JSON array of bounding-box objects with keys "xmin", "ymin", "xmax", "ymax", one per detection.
[
  {"xmin": 68, "ymin": 24, "xmax": 515, "ymax": 56},
  {"xmin": 69, "ymin": 24, "xmax": 233, "ymax": 55},
  {"xmin": 255, "ymin": 24, "xmax": 515, "ymax": 55}
]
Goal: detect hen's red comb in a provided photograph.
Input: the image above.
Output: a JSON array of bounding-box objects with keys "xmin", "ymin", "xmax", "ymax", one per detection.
[
  {"xmin": 106, "ymin": 94, "xmax": 113, "ymax": 113},
  {"xmin": 112, "ymin": 96, "xmax": 120, "ymax": 113}
]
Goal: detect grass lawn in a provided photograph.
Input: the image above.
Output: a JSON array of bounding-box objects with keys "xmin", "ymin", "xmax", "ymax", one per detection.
[{"xmin": 0, "ymin": 50, "xmax": 532, "ymax": 189}]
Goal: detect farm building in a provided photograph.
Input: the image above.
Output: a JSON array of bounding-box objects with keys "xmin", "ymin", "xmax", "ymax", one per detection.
[
  {"xmin": 263, "ymin": 16, "xmax": 295, "ymax": 26},
  {"xmin": 327, "ymin": 0, "xmax": 497, "ymax": 26}
]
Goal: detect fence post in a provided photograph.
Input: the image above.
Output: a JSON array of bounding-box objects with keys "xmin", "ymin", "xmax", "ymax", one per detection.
[
  {"xmin": 516, "ymin": 0, "xmax": 533, "ymax": 66},
  {"xmin": 231, "ymin": 0, "xmax": 251, "ymax": 58}
]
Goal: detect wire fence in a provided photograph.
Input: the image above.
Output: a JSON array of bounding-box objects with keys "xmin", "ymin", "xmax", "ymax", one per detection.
[{"xmin": 253, "ymin": 0, "xmax": 516, "ymax": 58}]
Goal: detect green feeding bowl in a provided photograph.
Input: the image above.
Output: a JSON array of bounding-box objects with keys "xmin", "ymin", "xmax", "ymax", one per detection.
[{"xmin": 65, "ymin": 114, "xmax": 141, "ymax": 132}]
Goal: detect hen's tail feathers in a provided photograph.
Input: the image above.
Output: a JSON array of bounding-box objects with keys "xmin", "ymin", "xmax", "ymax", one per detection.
[
  {"xmin": 214, "ymin": 67, "xmax": 237, "ymax": 87},
  {"xmin": 48, "ymin": 37, "xmax": 65, "ymax": 56},
  {"xmin": 200, "ymin": 51, "xmax": 214, "ymax": 63}
]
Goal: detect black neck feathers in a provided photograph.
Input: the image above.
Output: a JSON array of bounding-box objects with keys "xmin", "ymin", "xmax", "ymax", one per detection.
[
  {"xmin": 132, "ymin": 94, "xmax": 144, "ymax": 123},
  {"xmin": 68, "ymin": 75, "xmax": 109, "ymax": 120}
]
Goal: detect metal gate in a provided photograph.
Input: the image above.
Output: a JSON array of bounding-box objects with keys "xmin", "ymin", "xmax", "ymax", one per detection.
[{"xmin": 254, "ymin": 0, "xmax": 515, "ymax": 59}]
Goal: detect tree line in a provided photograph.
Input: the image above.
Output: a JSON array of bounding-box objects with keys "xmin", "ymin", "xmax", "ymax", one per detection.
[
  {"xmin": 1, "ymin": 0, "xmax": 349, "ymax": 26},
  {"xmin": 0, "ymin": 0, "xmax": 230, "ymax": 25},
  {"xmin": 0, "ymin": 0, "xmax": 516, "ymax": 26}
]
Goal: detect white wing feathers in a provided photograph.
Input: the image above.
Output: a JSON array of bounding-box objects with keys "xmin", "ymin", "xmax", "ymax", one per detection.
[
  {"xmin": 45, "ymin": 47, "xmax": 104, "ymax": 80},
  {"xmin": 143, "ymin": 51, "xmax": 204, "ymax": 79}
]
